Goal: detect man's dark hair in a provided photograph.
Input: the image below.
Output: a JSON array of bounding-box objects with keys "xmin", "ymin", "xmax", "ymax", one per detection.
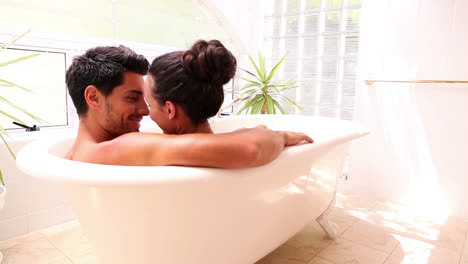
[
  {"xmin": 66, "ymin": 45, "xmax": 149, "ymax": 117},
  {"xmin": 148, "ymin": 40, "xmax": 237, "ymax": 125}
]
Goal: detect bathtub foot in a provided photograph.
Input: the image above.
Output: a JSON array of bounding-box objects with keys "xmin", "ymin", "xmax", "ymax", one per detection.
[{"xmin": 317, "ymin": 195, "xmax": 338, "ymax": 239}]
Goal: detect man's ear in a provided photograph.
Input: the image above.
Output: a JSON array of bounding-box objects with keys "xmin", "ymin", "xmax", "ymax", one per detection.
[
  {"xmin": 165, "ymin": 101, "xmax": 177, "ymax": 120},
  {"xmin": 84, "ymin": 85, "xmax": 102, "ymax": 110}
]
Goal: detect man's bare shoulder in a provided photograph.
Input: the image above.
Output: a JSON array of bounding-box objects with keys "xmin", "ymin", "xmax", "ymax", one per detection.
[{"xmin": 66, "ymin": 132, "xmax": 167, "ymax": 165}]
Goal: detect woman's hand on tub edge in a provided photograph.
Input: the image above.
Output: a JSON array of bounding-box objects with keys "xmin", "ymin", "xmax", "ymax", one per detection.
[
  {"xmin": 251, "ymin": 125, "xmax": 314, "ymax": 145},
  {"xmin": 234, "ymin": 125, "xmax": 313, "ymax": 146},
  {"xmin": 233, "ymin": 126, "xmax": 313, "ymax": 167},
  {"xmin": 280, "ymin": 130, "xmax": 314, "ymax": 146}
]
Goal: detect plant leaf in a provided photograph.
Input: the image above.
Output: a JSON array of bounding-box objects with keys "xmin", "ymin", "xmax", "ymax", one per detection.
[
  {"xmin": 237, "ymin": 94, "xmax": 262, "ymax": 115},
  {"xmin": 241, "ymin": 77, "xmax": 261, "ymax": 86},
  {"xmin": 279, "ymin": 84, "xmax": 301, "ymax": 91},
  {"xmin": 276, "ymin": 77, "xmax": 295, "ymax": 85},
  {"xmin": 247, "ymin": 95, "xmax": 264, "ymax": 114},
  {"xmin": 0, "ymin": 96, "xmax": 47, "ymax": 124},
  {"xmin": 275, "ymin": 81, "xmax": 296, "ymax": 88},
  {"xmin": 257, "ymin": 52, "xmax": 267, "ymax": 81},
  {"xmin": 265, "ymin": 94, "xmax": 275, "ymax": 114},
  {"xmin": 0, "ymin": 53, "xmax": 41, "ymax": 67},
  {"xmin": 0, "ymin": 78, "xmax": 32, "ymax": 92},
  {"xmin": 239, "ymin": 67, "xmax": 262, "ymax": 82},
  {"xmin": 0, "ymin": 169, "xmax": 4, "ymax": 186},
  {"xmin": 250, "ymin": 99, "xmax": 264, "ymax": 114},
  {"xmin": 0, "ymin": 29, "xmax": 32, "ymax": 52},
  {"xmin": 265, "ymin": 53, "xmax": 287, "ymax": 83},
  {"xmin": 271, "ymin": 97, "xmax": 277, "ymax": 114},
  {"xmin": 281, "ymin": 95, "xmax": 305, "ymax": 111},
  {"xmin": 240, "ymin": 83, "xmax": 259, "ymax": 91},
  {"xmin": 269, "ymin": 84, "xmax": 281, "ymax": 94},
  {"xmin": 0, "ymin": 123, "xmax": 8, "ymax": 136},
  {"xmin": 239, "ymin": 67, "xmax": 256, "ymax": 77},
  {"xmin": 0, "ymin": 110, "xmax": 26, "ymax": 124},
  {"xmin": 236, "ymin": 103, "xmax": 248, "ymax": 115},
  {"xmin": 272, "ymin": 100, "xmax": 287, "ymax": 114},
  {"xmin": 248, "ymin": 55, "xmax": 265, "ymax": 82},
  {"xmin": 241, "ymin": 88, "xmax": 260, "ymax": 96},
  {"xmin": 0, "ymin": 132, "xmax": 15, "ymax": 159}
]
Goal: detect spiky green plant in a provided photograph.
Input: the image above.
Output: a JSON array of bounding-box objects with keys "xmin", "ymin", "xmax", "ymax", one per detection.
[
  {"xmin": 0, "ymin": 30, "xmax": 46, "ymax": 185},
  {"xmin": 237, "ymin": 52, "xmax": 303, "ymax": 115}
]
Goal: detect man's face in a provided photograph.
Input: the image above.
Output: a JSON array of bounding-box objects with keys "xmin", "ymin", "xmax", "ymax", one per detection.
[{"xmin": 102, "ymin": 72, "xmax": 149, "ymax": 137}]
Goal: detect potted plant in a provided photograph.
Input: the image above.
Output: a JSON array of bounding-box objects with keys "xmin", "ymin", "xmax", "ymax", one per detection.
[
  {"xmin": 0, "ymin": 30, "xmax": 45, "ymax": 262},
  {"xmin": 236, "ymin": 52, "xmax": 304, "ymax": 114},
  {"xmin": 0, "ymin": 30, "xmax": 44, "ymax": 205}
]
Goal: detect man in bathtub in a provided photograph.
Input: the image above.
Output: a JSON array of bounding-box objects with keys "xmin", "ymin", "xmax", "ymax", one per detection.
[{"xmin": 65, "ymin": 42, "xmax": 312, "ymax": 168}]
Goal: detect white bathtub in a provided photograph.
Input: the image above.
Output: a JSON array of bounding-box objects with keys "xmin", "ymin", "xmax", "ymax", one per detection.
[{"xmin": 16, "ymin": 115, "xmax": 368, "ymax": 264}]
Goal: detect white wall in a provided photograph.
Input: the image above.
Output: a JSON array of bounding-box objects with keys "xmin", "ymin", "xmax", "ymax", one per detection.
[
  {"xmin": 346, "ymin": 0, "xmax": 468, "ymax": 220},
  {"xmin": 210, "ymin": 0, "xmax": 263, "ymax": 54},
  {"xmin": 0, "ymin": 132, "xmax": 77, "ymax": 240}
]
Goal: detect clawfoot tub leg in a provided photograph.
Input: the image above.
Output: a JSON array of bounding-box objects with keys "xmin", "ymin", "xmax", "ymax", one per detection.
[{"xmin": 316, "ymin": 194, "xmax": 338, "ymax": 238}]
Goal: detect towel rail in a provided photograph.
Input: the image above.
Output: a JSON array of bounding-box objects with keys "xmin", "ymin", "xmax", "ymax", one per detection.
[{"xmin": 365, "ymin": 80, "xmax": 468, "ymax": 85}]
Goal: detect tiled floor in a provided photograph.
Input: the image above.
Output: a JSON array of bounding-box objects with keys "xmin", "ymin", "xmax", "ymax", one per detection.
[{"xmin": 1, "ymin": 193, "xmax": 467, "ymax": 264}]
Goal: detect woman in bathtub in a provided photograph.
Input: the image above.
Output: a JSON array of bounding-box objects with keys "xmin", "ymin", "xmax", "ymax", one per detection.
[{"xmin": 143, "ymin": 39, "xmax": 237, "ymax": 134}]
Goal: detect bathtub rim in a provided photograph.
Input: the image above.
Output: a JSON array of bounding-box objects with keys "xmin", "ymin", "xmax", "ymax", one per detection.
[{"xmin": 16, "ymin": 115, "xmax": 369, "ymax": 187}]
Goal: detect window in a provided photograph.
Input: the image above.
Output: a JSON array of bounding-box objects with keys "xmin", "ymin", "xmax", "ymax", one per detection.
[
  {"xmin": 0, "ymin": 0, "xmax": 235, "ymax": 53},
  {"xmin": 263, "ymin": 0, "xmax": 361, "ymax": 120},
  {"xmin": 0, "ymin": 47, "xmax": 67, "ymax": 130}
]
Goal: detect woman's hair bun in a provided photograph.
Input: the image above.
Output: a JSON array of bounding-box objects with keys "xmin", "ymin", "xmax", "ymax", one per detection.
[{"xmin": 181, "ymin": 40, "xmax": 237, "ymax": 86}]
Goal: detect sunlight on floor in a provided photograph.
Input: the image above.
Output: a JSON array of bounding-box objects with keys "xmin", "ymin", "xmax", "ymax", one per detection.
[{"xmin": 376, "ymin": 83, "xmax": 452, "ymax": 225}]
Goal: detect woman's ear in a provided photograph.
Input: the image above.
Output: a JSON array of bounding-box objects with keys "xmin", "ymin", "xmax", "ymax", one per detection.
[
  {"xmin": 165, "ymin": 101, "xmax": 177, "ymax": 120},
  {"xmin": 84, "ymin": 85, "xmax": 102, "ymax": 110}
]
